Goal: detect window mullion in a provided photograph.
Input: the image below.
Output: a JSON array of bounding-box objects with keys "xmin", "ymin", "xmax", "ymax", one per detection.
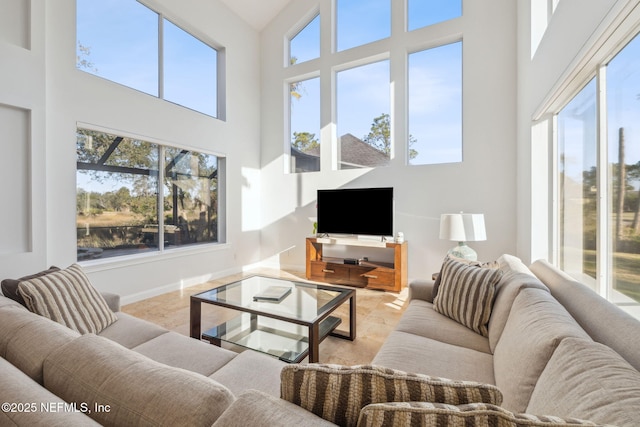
[
  {"xmin": 158, "ymin": 14, "xmax": 164, "ymax": 100},
  {"xmin": 158, "ymin": 146, "xmax": 165, "ymax": 251},
  {"xmin": 596, "ymin": 64, "xmax": 609, "ymax": 299}
]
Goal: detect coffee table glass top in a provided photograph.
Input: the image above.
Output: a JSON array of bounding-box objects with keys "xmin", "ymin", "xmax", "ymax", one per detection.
[{"xmin": 192, "ymin": 275, "xmax": 350, "ymax": 323}]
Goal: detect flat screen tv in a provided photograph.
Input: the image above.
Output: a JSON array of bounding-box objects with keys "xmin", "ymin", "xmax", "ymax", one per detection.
[{"xmin": 317, "ymin": 187, "xmax": 393, "ymax": 237}]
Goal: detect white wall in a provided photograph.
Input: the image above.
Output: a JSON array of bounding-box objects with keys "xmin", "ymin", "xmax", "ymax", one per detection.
[
  {"xmin": 259, "ymin": 0, "xmax": 518, "ymax": 280},
  {"xmin": 1, "ymin": 0, "xmax": 264, "ymax": 303},
  {"xmin": 0, "ymin": 0, "xmax": 47, "ymax": 279}
]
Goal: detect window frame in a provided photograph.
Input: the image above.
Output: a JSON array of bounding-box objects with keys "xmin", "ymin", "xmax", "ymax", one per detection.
[
  {"xmin": 544, "ymin": 13, "xmax": 640, "ymax": 310},
  {"xmin": 76, "ymin": 123, "xmax": 226, "ymax": 264},
  {"xmin": 76, "ymin": 0, "xmax": 226, "ymax": 120},
  {"xmin": 283, "ymin": 1, "xmax": 464, "ymax": 173}
]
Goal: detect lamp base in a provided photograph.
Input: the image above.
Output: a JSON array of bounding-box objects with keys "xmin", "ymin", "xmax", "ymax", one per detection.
[{"xmin": 448, "ymin": 242, "xmax": 478, "ymax": 261}]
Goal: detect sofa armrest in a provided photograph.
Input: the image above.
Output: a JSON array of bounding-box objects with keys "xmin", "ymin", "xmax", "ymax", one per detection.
[
  {"xmin": 409, "ymin": 280, "xmax": 435, "ymax": 302},
  {"xmin": 101, "ymin": 291, "xmax": 121, "ymax": 312},
  {"xmin": 212, "ymin": 390, "xmax": 336, "ymax": 427}
]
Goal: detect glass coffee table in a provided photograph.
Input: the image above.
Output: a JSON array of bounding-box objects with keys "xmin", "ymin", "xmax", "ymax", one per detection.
[{"xmin": 190, "ymin": 275, "xmax": 356, "ymax": 363}]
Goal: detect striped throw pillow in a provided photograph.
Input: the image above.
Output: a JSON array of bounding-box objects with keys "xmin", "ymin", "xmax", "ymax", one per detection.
[
  {"xmin": 18, "ymin": 264, "xmax": 117, "ymax": 334},
  {"xmin": 281, "ymin": 364, "xmax": 503, "ymax": 427},
  {"xmin": 358, "ymin": 402, "xmax": 604, "ymax": 427},
  {"xmin": 433, "ymin": 256, "xmax": 503, "ymax": 337}
]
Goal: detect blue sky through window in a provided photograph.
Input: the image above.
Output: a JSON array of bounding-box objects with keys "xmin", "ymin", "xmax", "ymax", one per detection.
[
  {"xmin": 337, "ymin": 0, "xmax": 390, "ymax": 52},
  {"xmin": 409, "ymin": 42, "xmax": 462, "ymax": 165},
  {"xmin": 408, "ymin": 0, "xmax": 461, "ymax": 31},
  {"xmin": 77, "ymin": 0, "xmax": 158, "ymax": 96},
  {"xmin": 290, "ymin": 14, "xmax": 320, "ymax": 65},
  {"xmin": 77, "ymin": 0, "xmax": 218, "ymax": 117},
  {"xmin": 164, "ymin": 20, "xmax": 217, "ymax": 117}
]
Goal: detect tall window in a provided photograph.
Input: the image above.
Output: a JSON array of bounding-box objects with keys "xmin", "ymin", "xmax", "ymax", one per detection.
[
  {"xmin": 557, "ymin": 79, "xmax": 597, "ymax": 284},
  {"xmin": 336, "ymin": 60, "xmax": 390, "ymax": 169},
  {"xmin": 76, "ymin": 128, "xmax": 220, "ymax": 261},
  {"xmin": 556, "ymin": 31, "xmax": 640, "ymax": 311},
  {"xmin": 76, "ymin": 0, "xmax": 220, "ymax": 117},
  {"xmin": 408, "ymin": 42, "xmax": 462, "ymax": 165},
  {"xmin": 290, "ymin": 77, "xmax": 321, "ymax": 172},
  {"xmin": 607, "ymin": 33, "xmax": 640, "ymax": 305}
]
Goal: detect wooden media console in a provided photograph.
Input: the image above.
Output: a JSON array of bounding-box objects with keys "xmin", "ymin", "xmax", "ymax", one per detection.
[{"xmin": 305, "ymin": 237, "xmax": 407, "ymax": 292}]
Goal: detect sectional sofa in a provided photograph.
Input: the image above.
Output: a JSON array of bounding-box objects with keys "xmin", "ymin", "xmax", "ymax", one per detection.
[{"xmin": 1, "ymin": 255, "xmax": 639, "ymax": 426}]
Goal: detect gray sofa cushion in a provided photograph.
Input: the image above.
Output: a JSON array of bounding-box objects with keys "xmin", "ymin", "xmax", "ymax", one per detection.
[
  {"xmin": 0, "ymin": 357, "xmax": 100, "ymax": 427},
  {"xmin": 408, "ymin": 280, "xmax": 435, "ymax": 302},
  {"xmin": 358, "ymin": 402, "xmax": 606, "ymax": 427},
  {"xmin": 531, "ymin": 259, "xmax": 640, "ymax": 372},
  {"xmin": 0, "ymin": 300, "xmax": 79, "ymax": 384},
  {"xmin": 527, "ymin": 337, "xmax": 640, "ymax": 427},
  {"xmin": 44, "ymin": 334, "xmax": 235, "ymax": 426},
  {"xmin": 372, "ymin": 331, "xmax": 495, "ymax": 385},
  {"xmin": 488, "ymin": 270, "xmax": 549, "ymax": 352},
  {"xmin": 492, "ymin": 288, "xmax": 591, "ymax": 412},
  {"xmin": 98, "ymin": 311, "xmax": 168, "ymax": 348},
  {"xmin": 497, "ymin": 254, "xmax": 535, "ymax": 276},
  {"xmin": 132, "ymin": 331, "xmax": 237, "ymax": 376},
  {"xmin": 213, "ymin": 389, "xmax": 337, "ymax": 427},
  {"xmin": 395, "ymin": 299, "xmax": 491, "ymax": 354},
  {"xmin": 209, "ymin": 349, "xmax": 287, "ymax": 396}
]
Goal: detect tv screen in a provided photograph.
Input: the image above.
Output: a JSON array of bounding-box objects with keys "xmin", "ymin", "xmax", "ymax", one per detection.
[{"xmin": 317, "ymin": 187, "xmax": 393, "ymax": 237}]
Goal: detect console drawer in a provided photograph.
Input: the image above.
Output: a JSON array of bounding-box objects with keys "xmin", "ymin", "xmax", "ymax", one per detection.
[
  {"xmin": 310, "ymin": 262, "xmax": 351, "ymax": 281},
  {"xmin": 350, "ymin": 267, "xmax": 395, "ymax": 290}
]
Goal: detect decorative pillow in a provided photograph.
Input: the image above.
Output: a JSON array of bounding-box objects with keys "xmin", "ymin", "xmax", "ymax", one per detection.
[
  {"xmin": 433, "ymin": 256, "xmax": 503, "ymax": 337},
  {"xmin": 432, "ymin": 256, "xmax": 499, "ymax": 300},
  {"xmin": 17, "ymin": 264, "xmax": 117, "ymax": 334},
  {"xmin": 357, "ymin": 402, "xmax": 605, "ymax": 427},
  {"xmin": 281, "ymin": 364, "xmax": 503, "ymax": 427},
  {"xmin": 1, "ymin": 266, "xmax": 60, "ymax": 307}
]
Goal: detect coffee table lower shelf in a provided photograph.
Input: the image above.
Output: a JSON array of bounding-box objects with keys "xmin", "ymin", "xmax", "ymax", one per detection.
[{"xmin": 202, "ymin": 313, "xmax": 342, "ymax": 363}]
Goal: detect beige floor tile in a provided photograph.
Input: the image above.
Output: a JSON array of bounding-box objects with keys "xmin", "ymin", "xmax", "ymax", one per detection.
[{"xmin": 122, "ymin": 268, "xmax": 408, "ymax": 366}]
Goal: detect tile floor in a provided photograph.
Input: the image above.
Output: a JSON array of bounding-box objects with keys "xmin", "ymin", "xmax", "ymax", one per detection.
[{"xmin": 122, "ymin": 268, "xmax": 409, "ymax": 365}]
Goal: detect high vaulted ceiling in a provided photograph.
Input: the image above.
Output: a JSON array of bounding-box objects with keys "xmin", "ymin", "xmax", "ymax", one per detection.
[{"xmin": 218, "ymin": 0, "xmax": 294, "ymax": 31}]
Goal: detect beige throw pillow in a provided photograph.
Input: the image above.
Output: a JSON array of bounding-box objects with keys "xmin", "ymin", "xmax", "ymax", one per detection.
[
  {"xmin": 281, "ymin": 364, "xmax": 503, "ymax": 427},
  {"xmin": 18, "ymin": 264, "xmax": 117, "ymax": 334},
  {"xmin": 358, "ymin": 402, "xmax": 605, "ymax": 427},
  {"xmin": 433, "ymin": 256, "xmax": 503, "ymax": 337}
]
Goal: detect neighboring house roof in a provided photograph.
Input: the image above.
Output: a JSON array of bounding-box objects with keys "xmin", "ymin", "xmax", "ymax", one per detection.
[
  {"xmin": 291, "ymin": 134, "xmax": 389, "ymax": 170},
  {"xmin": 338, "ymin": 133, "xmax": 389, "ymax": 168}
]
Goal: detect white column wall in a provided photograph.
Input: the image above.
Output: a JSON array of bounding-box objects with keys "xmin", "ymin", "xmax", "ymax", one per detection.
[
  {"xmin": 1, "ymin": 0, "xmax": 263, "ymax": 303},
  {"xmin": 259, "ymin": 0, "xmax": 518, "ymax": 281}
]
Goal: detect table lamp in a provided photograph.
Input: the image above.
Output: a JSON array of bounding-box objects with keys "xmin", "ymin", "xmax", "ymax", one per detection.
[{"xmin": 439, "ymin": 213, "xmax": 486, "ymax": 261}]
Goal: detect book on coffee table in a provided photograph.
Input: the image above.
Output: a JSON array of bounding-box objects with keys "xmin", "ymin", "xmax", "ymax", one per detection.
[{"xmin": 253, "ymin": 286, "xmax": 292, "ymax": 302}]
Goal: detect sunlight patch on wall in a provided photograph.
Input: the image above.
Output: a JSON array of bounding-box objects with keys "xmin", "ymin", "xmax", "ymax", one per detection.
[{"xmin": 241, "ymin": 166, "xmax": 261, "ymax": 231}]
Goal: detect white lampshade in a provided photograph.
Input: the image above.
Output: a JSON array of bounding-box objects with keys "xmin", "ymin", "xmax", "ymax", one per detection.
[{"xmin": 439, "ymin": 213, "xmax": 486, "ymax": 242}]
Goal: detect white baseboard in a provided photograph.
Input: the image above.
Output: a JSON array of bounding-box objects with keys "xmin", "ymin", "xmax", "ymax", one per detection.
[{"xmin": 119, "ymin": 265, "xmax": 243, "ymax": 306}]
